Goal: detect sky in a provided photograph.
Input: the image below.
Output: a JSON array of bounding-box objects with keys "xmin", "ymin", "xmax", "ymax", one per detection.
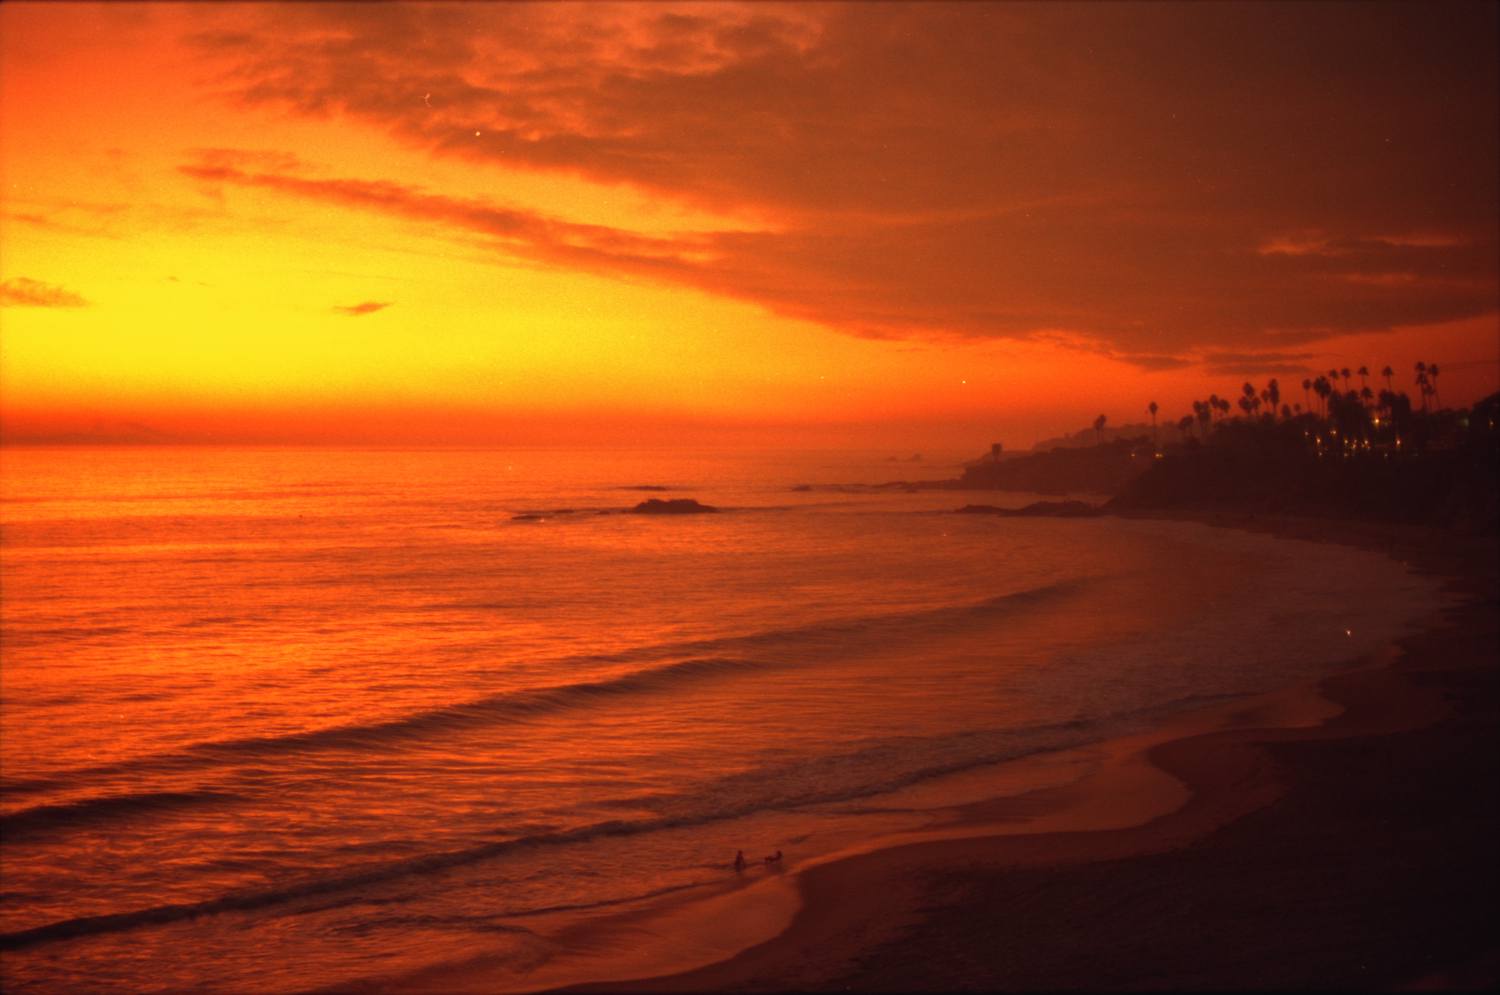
[{"xmin": 1, "ymin": 1, "xmax": 1496, "ymax": 449}]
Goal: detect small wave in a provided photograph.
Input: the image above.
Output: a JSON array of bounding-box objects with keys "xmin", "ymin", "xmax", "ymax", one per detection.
[
  {"xmin": 0, "ymin": 775, "xmax": 63, "ymax": 801},
  {"xmin": 175, "ymin": 615, "xmax": 244, "ymax": 630},
  {"xmin": 196, "ymin": 655, "xmax": 758, "ymax": 756},
  {"xmin": 0, "ymin": 815, "xmax": 683, "ymax": 950},
  {"xmin": 1, "ymin": 790, "xmax": 239, "ymax": 840},
  {"xmin": 509, "ymin": 508, "xmax": 596, "ymax": 522},
  {"xmin": 508, "ymin": 507, "xmax": 610, "ymax": 522},
  {"xmin": 330, "ymin": 912, "xmax": 537, "ymax": 937},
  {"xmin": 18, "ymin": 579, "xmax": 1092, "ymax": 791},
  {"xmin": 0, "ymin": 716, "xmax": 1100, "ymax": 952},
  {"xmin": 14, "ymin": 656, "xmax": 765, "ymax": 793},
  {"xmin": 636, "ymin": 715, "xmax": 1102, "ymax": 824},
  {"xmin": 0, "ymin": 624, "xmax": 132, "ymax": 648}
]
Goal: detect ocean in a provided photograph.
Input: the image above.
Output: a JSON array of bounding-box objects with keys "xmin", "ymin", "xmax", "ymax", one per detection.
[{"xmin": 0, "ymin": 446, "xmax": 1444, "ymax": 993}]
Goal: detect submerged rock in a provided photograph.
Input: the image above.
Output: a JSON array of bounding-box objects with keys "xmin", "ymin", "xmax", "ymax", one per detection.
[
  {"xmin": 511, "ymin": 508, "xmax": 577, "ymax": 522},
  {"xmin": 630, "ymin": 498, "xmax": 719, "ymax": 515}
]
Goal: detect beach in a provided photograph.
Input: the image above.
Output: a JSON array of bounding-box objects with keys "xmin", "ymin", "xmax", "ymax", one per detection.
[{"xmin": 551, "ymin": 513, "xmax": 1500, "ymax": 992}]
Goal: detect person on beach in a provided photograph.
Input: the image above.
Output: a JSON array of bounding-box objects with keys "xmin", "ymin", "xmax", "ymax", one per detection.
[{"xmin": 734, "ymin": 850, "xmax": 746, "ymax": 871}]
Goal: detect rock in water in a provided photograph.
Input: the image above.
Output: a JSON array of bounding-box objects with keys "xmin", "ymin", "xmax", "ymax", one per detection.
[{"xmin": 631, "ymin": 498, "xmax": 718, "ymax": 514}]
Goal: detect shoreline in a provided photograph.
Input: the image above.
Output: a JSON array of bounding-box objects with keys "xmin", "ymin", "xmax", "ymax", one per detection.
[
  {"xmin": 352, "ymin": 510, "xmax": 1498, "ymax": 994},
  {"xmin": 553, "ymin": 510, "xmax": 1499, "ymax": 992}
]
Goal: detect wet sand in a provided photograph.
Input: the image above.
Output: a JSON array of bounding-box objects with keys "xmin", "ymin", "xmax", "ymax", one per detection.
[{"xmin": 558, "ymin": 512, "xmax": 1500, "ymax": 992}]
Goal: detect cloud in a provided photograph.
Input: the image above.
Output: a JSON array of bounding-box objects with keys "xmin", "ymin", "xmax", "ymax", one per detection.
[
  {"xmin": 179, "ymin": 2, "xmax": 1500, "ymax": 353},
  {"xmin": 0, "ymin": 277, "xmax": 89, "ymax": 308},
  {"xmin": 334, "ymin": 300, "xmax": 392, "ymax": 316}
]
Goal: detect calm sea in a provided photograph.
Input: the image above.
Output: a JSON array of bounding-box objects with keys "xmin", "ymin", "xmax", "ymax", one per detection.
[{"xmin": 0, "ymin": 446, "xmax": 1442, "ymax": 993}]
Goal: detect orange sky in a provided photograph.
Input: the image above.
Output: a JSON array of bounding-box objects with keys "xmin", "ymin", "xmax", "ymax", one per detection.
[{"xmin": 1, "ymin": 2, "xmax": 1496, "ymax": 449}]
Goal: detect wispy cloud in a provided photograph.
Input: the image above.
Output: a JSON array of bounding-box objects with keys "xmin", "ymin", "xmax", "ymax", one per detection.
[
  {"xmin": 0, "ymin": 277, "xmax": 89, "ymax": 308},
  {"xmin": 1199, "ymin": 350, "xmax": 1318, "ymax": 377},
  {"xmin": 334, "ymin": 300, "xmax": 392, "ymax": 317}
]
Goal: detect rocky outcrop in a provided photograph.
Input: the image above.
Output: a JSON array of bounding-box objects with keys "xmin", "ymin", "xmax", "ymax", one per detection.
[{"xmin": 630, "ymin": 498, "xmax": 719, "ymax": 514}]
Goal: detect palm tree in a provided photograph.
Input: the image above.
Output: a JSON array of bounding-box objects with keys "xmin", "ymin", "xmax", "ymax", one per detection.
[
  {"xmin": 1340, "ymin": 368, "xmax": 1352, "ymax": 392},
  {"xmin": 1208, "ymin": 393, "xmax": 1222, "ymax": 423},
  {"xmin": 1148, "ymin": 401, "xmax": 1159, "ymax": 447},
  {"xmin": 1415, "ymin": 361, "xmax": 1429, "ymax": 412},
  {"xmin": 1267, "ymin": 378, "xmax": 1281, "ymax": 417},
  {"xmin": 1093, "ymin": 413, "xmax": 1107, "ymax": 444},
  {"xmin": 1381, "ymin": 365, "xmax": 1394, "ymax": 392},
  {"xmin": 1429, "ymin": 363, "xmax": 1441, "ymax": 409},
  {"xmin": 1357, "ymin": 365, "xmax": 1369, "ymax": 391},
  {"xmin": 1302, "ymin": 377, "xmax": 1313, "ymax": 411},
  {"xmin": 1314, "ymin": 375, "xmax": 1332, "ymax": 417},
  {"xmin": 1177, "ymin": 414, "xmax": 1195, "ymax": 441}
]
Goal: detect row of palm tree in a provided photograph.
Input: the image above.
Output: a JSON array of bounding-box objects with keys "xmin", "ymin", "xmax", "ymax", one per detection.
[{"xmin": 1147, "ymin": 360, "xmax": 1450, "ymax": 453}]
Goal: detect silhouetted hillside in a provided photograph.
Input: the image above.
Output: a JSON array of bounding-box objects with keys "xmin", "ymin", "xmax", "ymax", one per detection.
[
  {"xmin": 1108, "ymin": 397, "xmax": 1499, "ymax": 532},
  {"xmin": 1028, "ymin": 421, "xmax": 1187, "ymax": 452},
  {"xmin": 958, "ymin": 438, "xmax": 1155, "ymax": 495}
]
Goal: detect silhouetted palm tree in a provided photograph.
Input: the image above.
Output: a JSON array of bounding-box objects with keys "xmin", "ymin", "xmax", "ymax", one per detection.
[
  {"xmin": 1314, "ymin": 376, "xmax": 1332, "ymax": 417},
  {"xmin": 1148, "ymin": 400, "xmax": 1158, "ymax": 447},
  {"xmin": 1267, "ymin": 378, "xmax": 1280, "ymax": 417},
  {"xmin": 1429, "ymin": 363, "xmax": 1441, "ymax": 409},
  {"xmin": 1357, "ymin": 366, "xmax": 1369, "ymax": 391},
  {"xmin": 1177, "ymin": 414, "xmax": 1194, "ymax": 441},
  {"xmin": 1302, "ymin": 377, "xmax": 1313, "ymax": 411},
  {"xmin": 1093, "ymin": 413, "xmax": 1107, "ymax": 444},
  {"xmin": 1415, "ymin": 362, "xmax": 1429, "ymax": 412},
  {"xmin": 1328, "ymin": 389, "xmax": 1371, "ymax": 452},
  {"xmin": 1381, "ymin": 365, "xmax": 1394, "ymax": 392},
  {"xmin": 1340, "ymin": 368, "xmax": 1351, "ymax": 392},
  {"xmin": 1193, "ymin": 400, "xmax": 1211, "ymax": 437}
]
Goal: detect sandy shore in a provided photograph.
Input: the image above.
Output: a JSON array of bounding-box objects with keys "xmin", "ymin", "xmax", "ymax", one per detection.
[{"xmin": 554, "ymin": 512, "xmax": 1500, "ymax": 992}]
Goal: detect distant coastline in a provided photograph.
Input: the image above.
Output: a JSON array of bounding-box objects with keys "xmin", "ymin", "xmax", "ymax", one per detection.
[{"xmin": 853, "ymin": 390, "xmax": 1500, "ymax": 533}]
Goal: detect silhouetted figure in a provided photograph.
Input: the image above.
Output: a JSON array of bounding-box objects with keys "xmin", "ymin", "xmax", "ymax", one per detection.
[{"xmin": 733, "ymin": 850, "xmax": 746, "ymax": 872}]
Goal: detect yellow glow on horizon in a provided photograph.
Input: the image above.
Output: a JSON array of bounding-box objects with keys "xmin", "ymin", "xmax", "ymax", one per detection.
[{"xmin": 2, "ymin": 3, "xmax": 1496, "ymax": 448}]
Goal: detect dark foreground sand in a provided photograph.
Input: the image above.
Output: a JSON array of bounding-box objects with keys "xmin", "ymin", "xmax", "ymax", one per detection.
[{"xmin": 565, "ymin": 513, "xmax": 1499, "ymax": 992}]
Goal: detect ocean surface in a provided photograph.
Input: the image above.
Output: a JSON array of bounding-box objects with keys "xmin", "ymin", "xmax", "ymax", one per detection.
[{"xmin": 0, "ymin": 446, "xmax": 1444, "ymax": 993}]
